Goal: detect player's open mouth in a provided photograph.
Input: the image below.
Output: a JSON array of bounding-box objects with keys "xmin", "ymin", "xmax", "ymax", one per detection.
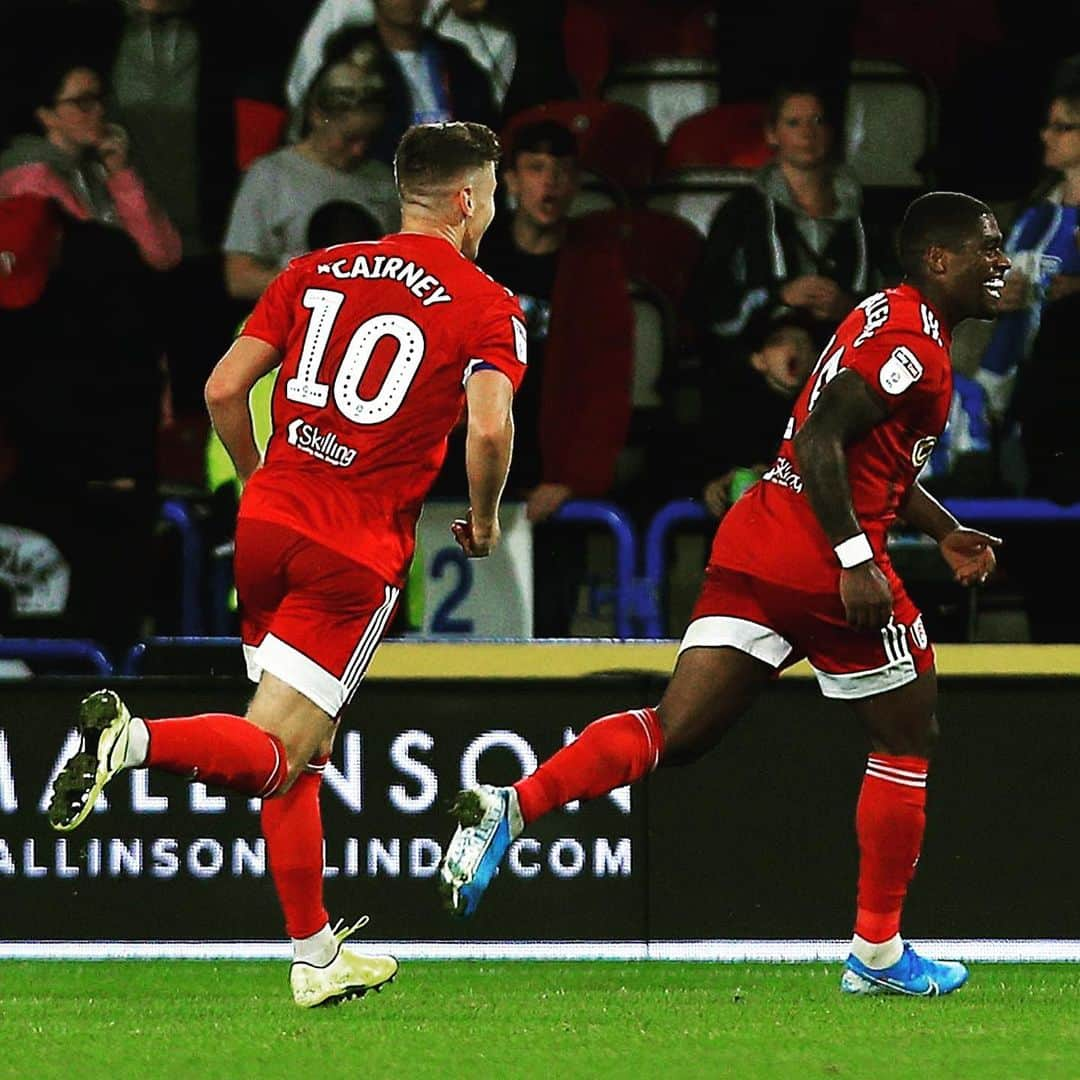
[{"xmin": 984, "ymin": 276, "xmax": 1005, "ymax": 299}]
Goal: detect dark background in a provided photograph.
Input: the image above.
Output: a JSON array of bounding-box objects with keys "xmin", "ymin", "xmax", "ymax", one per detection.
[{"xmin": 2, "ymin": 675, "xmax": 1078, "ymax": 943}]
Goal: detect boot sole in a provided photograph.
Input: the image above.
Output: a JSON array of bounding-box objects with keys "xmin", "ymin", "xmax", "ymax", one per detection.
[{"xmin": 47, "ymin": 690, "xmax": 126, "ymax": 833}]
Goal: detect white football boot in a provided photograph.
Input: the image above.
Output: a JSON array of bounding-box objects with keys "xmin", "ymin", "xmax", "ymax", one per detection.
[
  {"xmin": 48, "ymin": 689, "xmax": 135, "ymax": 832},
  {"xmin": 290, "ymin": 918, "xmax": 399, "ymax": 1008}
]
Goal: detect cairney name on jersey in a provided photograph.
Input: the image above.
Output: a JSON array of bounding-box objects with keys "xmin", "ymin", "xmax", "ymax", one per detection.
[{"xmin": 316, "ymin": 253, "xmax": 453, "ymax": 307}]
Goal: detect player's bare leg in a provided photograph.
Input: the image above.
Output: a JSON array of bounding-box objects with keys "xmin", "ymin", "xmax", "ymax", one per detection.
[
  {"xmin": 440, "ymin": 646, "xmax": 773, "ymax": 915},
  {"xmin": 840, "ymin": 666, "xmax": 967, "ymax": 995},
  {"xmin": 46, "ymin": 675, "xmax": 396, "ymax": 1006},
  {"xmin": 243, "ymin": 673, "xmax": 398, "ymax": 1006},
  {"xmin": 652, "ymin": 646, "xmax": 775, "ymax": 764}
]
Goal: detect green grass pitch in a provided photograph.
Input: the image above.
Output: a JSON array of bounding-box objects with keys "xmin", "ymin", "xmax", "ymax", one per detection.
[{"xmin": 1, "ymin": 961, "xmax": 1077, "ymax": 1078}]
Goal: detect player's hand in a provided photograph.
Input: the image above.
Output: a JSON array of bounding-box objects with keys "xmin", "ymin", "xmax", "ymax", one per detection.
[
  {"xmin": 839, "ymin": 561, "xmax": 893, "ymax": 630},
  {"xmin": 95, "ymin": 123, "xmax": 130, "ymax": 175},
  {"xmin": 939, "ymin": 527, "xmax": 1002, "ymax": 586},
  {"xmin": 451, "ymin": 510, "xmax": 500, "ymax": 558},
  {"xmin": 702, "ymin": 475, "xmax": 732, "ymax": 519},
  {"xmin": 526, "ymin": 482, "xmax": 572, "ymax": 524}
]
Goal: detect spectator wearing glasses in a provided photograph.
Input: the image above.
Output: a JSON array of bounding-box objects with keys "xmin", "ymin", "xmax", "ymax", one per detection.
[
  {"xmin": 0, "ymin": 56, "xmax": 180, "ymax": 271},
  {"xmin": 975, "ymin": 80, "xmax": 1080, "ymax": 453}
]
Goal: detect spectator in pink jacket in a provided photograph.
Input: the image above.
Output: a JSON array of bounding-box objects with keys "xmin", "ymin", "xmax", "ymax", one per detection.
[{"xmin": 0, "ymin": 56, "xmax": 180, "ymax": 271}]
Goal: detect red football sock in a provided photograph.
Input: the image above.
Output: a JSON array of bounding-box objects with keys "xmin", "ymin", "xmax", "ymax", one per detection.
[
  {"xmin": 262, "ymin": 755, "xmax": 329, "ymax": 940},
  {"xmin": 854, "ymin": 753, "xmax": 929, "ymax": 942},
  {"xmin": 513, "ymin": 708, "xmax": 663, "ymax": 824},
  {"xmin": 145, "ymin": 714, "xmax": 287, "ymax": 798}
]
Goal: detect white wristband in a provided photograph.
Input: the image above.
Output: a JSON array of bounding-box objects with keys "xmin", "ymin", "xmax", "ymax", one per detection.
[{"xmin": 834, "ymin": 533, "xmax": 874, "ymax": 569}]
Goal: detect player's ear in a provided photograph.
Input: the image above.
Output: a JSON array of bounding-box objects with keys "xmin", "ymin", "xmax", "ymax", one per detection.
[
  {"xmin": 461, "ymin": 183, "xmax": 475, "ymax": 219},
  {"xmin": 925, "ymin": 244, "xmax": 949, "ymax": 277}
]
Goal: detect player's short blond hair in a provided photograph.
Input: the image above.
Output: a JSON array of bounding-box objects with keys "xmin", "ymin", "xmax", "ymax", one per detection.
[{"xmin": 394, "ymin": 122, "xmax": 501, "ymax": 200}]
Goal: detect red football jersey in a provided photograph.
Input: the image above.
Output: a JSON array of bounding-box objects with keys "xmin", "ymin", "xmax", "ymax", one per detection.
[
  {"xmin": 712, "ymin": 283, "xmax": 953, "ymax": 592},
  {"xmin": 238, "ymin": 233, "xmax": 527, "ymax": 586}
]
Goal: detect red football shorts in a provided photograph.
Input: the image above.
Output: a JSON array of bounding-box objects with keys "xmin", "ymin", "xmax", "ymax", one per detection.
[
  {"xmin": 680, "ymin": 564, "xmax": 935, "ymax": 700},
  {"xmin": 234, "ymin": 518, "xmax": 399, "ymax": 717}
]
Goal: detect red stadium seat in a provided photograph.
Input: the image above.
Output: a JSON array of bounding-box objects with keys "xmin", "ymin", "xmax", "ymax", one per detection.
[
  {"xmin": 578, "ymin": 207, "xmax": 702, "ymax": 312},
  {"xmin": 661, "ymin": 103, "xmax": 771, "ymax": 172},
  {"xmin": 603, "ymin": 58, "xmax": 720, "ymax": 142},
  {"xmin": 563, "ymin": 0, "xmax": 717, "ymax": 99},
  {"xmin": 234, "ymin": 98, "xmax": 288, "ymax": 172},
  {"xmin": 646, "ymin": 104, "xmax": 771, "ymax": 235},
  {"xmin": 502, "ymin": 100, "xmax": 661, "ymax": 196}
]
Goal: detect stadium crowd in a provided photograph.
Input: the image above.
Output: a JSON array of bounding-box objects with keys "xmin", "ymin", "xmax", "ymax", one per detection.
[{"xmin": 1, "ymin": 0, "xmax": 1080, "ymax": 652}]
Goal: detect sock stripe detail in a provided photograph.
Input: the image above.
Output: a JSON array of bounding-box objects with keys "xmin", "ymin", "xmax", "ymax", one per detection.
[
  {"xmin": 867, "ymin": 759, "xmax": 927, "ymax": 781},
  {"xmin": 631, "ymin": 709, "xmax": 661, "ymax": 771},
  {"xmin": 256, "ymin": 736, "xmax": 285, "ymax": 798}
]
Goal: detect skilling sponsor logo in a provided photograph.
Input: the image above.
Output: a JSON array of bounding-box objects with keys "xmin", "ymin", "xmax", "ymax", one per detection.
[{"xmin": 287, "ymin": 418, "xmax": 357, "ymax": 467}]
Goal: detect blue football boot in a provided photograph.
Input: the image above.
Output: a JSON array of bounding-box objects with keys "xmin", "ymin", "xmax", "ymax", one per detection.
[
  {"xmin": 439, "ymin": 785, "xmax": 523, "ymax": 917},
  {"xmin": 841, "ymin": 942, "xmax": 969, "ymax": 996}
]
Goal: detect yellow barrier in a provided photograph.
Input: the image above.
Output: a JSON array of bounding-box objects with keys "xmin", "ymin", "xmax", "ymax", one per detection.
[{"xmin": 365, "ymin": 642, "xmax": 1080, "ymax": 680}]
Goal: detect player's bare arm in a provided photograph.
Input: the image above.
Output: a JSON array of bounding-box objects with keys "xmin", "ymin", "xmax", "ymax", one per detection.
[
  {"xmin": 204, "ymin": 335, "xmax": 282, "ymax": 483},
  {"xmin": 455, "ymin": 368, "xmax": 514, "ymax": 558},
  {"xmin": 793, "ymin": 368, "xmax": 893, "ymax": 631},
  {"xmin": 899, "ymin": 483, "xmax": 1002, "ymax": 586}
]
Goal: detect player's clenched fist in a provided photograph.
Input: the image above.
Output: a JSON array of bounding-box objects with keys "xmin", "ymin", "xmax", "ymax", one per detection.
[
  {"xmin": 451, "ymin": 511, "xmax": 500, "ymax": 558},
  {"xmin": 840, "ymin": 562, "xmax": 894, "ymax": 630}
]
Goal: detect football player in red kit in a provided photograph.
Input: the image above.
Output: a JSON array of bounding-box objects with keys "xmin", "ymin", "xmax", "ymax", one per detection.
[
  {"xmin": 442, "ymin": 191, "xmax": 1009, "ymax": 997},
  {"xmin": 47, "ymin": 122, "xmax": 526, "ymax": 1006}
]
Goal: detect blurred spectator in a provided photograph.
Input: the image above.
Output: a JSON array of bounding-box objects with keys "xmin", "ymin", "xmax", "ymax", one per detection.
[
  {"xmin": 697, "ymin": 307, "xmax": 816, "ymax": 520},
  {"xmin": 105, "ymin": 0, "xmax": 299, "ymax": 256},
  {"xmin": 917, "ymin": 372, "xmax": 995, "ymax": 497},
  {"xmin": 712, "ymin": 4, "xmax": 855, "ymax": 125},
  {"xmin": 288, "ymin": 0, "xmax": 516, "ymax": 114},
  {"xmin": 433, "ymin": 118, "xmax": 633, "ymax": 634},
  {"xmin": 222, "ymin": 59, "xmax": 398, "ymax": 302},
  {"xmin": 0, "ymin": 193, "xmax": 163, "ymax": 649},
  {"xmin": 934, "ymin": 3, "xmax": 1080, "ymax": 200},
  {"xmin": 315, "ymin": 1, "xmax": 499, "ymax": 164},
  {"xmin": 99, "ymin": 0, "xmax": 301, "ymax": 452},
  {"xmin": 687, "ymin": 83, "xmax": 878, "ymax": 364},
  {"xmin": 0, "ymin": 55, "xmax": 180, "ymax": 270},
  {"xmin": 975, "ymin": 79, "xmax": 1080, "ymax": 496}
]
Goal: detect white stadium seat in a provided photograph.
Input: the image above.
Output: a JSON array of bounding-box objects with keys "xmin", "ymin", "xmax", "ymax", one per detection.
[
  {"xmin": 844, "ymin": 59, "xmax": 938, "ymax": 188},
  {"xmin": 602, "ymin": 58, "xmax": 720, "ymax": 142}
]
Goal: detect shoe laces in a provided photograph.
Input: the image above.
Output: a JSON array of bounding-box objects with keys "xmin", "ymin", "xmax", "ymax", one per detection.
[{"xmin": 331, "ymin": 916, "xmax": 370, "ymax": 945}]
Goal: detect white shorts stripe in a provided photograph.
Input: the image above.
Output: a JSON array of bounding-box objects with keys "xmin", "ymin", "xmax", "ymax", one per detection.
[
  {"xmin": 342, "ymin": 585, "xmax": 396, "ymax": 688},
  {"xmin": 343, "ymin": 585, "xmax": 398, "ymax": 693},
  {"xmin": 811, "ymin": 653, "xmax": 917, "ymax": 700},
  {"xmin": 678, "ymin": 615, "xmax": 793, "ymax": 668}
]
